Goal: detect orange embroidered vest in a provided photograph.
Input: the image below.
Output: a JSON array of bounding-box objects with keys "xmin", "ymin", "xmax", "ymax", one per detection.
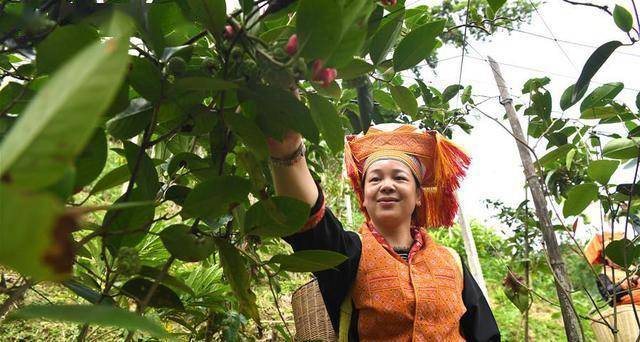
[{"xmin": 352, "ymin": 225, "xmax": 467, "ymax": 341}]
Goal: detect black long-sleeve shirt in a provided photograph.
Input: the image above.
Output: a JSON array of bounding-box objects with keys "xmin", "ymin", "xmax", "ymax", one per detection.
[{"xmin": 284, "ymin": 190, "xmax": 501, "ymax": 341}]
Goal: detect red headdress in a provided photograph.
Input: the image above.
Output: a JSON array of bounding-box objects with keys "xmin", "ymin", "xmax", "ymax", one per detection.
[{"xmin": 343, "ymin": 124, "xmax": 471, "ymax": 228}]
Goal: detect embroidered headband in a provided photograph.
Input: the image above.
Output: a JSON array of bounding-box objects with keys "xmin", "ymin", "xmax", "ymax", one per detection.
[{"xmin": 344, "ymin": 123, "xmax": 471, "ymax": 228}]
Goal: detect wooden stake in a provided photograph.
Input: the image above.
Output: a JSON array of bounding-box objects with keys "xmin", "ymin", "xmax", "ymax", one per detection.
[
  {"xmin": 487, "ymin": 56, "xmax": 583, "ymax": 342},
  {"xmin": 456, "ymin": 197, "xmax": 489, "ymax": 299}
]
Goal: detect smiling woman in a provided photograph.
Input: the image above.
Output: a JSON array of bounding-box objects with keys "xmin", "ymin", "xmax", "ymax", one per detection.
[{"xmin": 268, "ymin": 123, "xmax": 500, "ymax": 341}]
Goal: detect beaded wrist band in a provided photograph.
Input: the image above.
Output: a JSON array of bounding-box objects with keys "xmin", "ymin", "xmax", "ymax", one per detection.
[{"xmin": 269, "ymin": 143, "xmax": 306, "ymax": 167}]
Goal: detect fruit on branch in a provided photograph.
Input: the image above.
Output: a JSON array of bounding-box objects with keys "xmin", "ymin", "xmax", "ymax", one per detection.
[
  {"xmin": 311, "ymin": 60, "xmax": 337, "ymax": 88},
  {"xmin": 116, "ymin": 247, "xmax": 141, "ymax": 276},
  {"xmin": 223, "ymin": 25, "xmax": 235, "ymax": 40},
  {"xmin": 285, "ymin": 34, "xmax": 298, "ymax": 56},
  {"xmin": 166, "ymin": 56, "xmax": 186, "ymax": 76},
  {"xmin": 381, "ymin": 0, "xmax": 397, "ymax": 6}
]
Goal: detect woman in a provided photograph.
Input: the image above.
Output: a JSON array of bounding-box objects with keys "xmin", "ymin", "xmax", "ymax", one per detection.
[{"xmin": 268, "ymin": 123, "xmax": 500, "ymax": 341}]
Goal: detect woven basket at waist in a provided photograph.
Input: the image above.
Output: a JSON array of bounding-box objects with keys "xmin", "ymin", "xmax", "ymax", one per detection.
[{"xmin": 291, "ymin": 278, "xmax": 337, "ymax": 341}]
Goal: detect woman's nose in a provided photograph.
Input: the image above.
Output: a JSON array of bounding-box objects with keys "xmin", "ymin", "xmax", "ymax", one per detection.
[{"xmin": 380, "ymin": 178, "xmax": 395, "ymax": 193}]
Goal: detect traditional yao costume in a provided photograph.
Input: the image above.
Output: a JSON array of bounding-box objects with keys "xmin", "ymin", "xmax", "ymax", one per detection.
[{"xmin": 284, "ymin": 124, "xmax": 500, "ymax": 341}]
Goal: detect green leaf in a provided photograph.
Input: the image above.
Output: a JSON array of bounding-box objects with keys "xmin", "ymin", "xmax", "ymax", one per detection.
[
  {"xmin": 244, "ymin": 196, "xmax": 310, "ymax": 238},
  {"xmin": 128, "ymin": 57, "xmax": 163, "ymax": 102},
  {"xmin": 73, "ymin": 129, "xmax": 107, "ymax": 191},
  {"xmin": 530, "ymin": 91, "xmax": 552, "ymax": 120},
  {"xmin": 6, "ymin": 305, "xmax": 169, "ymax": 338},
  {"xmin": 182, "ymin": 176, "xmax": 251, "ymax": 221},
  {"xmin": 36, "ymin": 24, "xmax": 99, "ymax": 74},
  {"xmin": 0, "ymin": 17, "xmax": 133, "ymax": 189},
  {"xmin": 580, "ymin": 82, "xmax": 624, "ymax": 112},
  {"xmin": 123, "ymin": 142, "xmax": 160, "ymax": 200},
  {"xmin": 563, "ymin": 183, "xmax": 599, "ymax": 217},
  {"xmin": 603, "ymin": 138, "xmax": 640, "ymax": 159},
  {"xmin": 338, "ymin": 59, "xmax": 375, "ymax": 80},
  {"xmin": 240, "ymin": 84, "xmax": 319, "ymax": 143},
  {"xmin": 225, "ymin": 113, "xmax": 269, "ymax": 161},
  {"xmin": 122, "ymin": 278, "xmax": 184, "ymax": 309},
  {"xmin": 308, "ymin": 94, "xmax": 344, "ymax": 154},
  {"xmin": 62, "ymin": 280, "xmax": 116, "ymax": 306},
  {"xmin": 537, "ymin": 144, "xmax": 574, "ymax": 166},
  {"xmin": 160, "ymin": 224, "xmax": 215, "ymax": 262},
  {"xmin": 580, "ymin": 106, "xmax": 620, "ymax": 120},
  {"xmin": 106, "ymin": 99, "xmax": 153, "ymax": 140},
  {"xmin": 560, "ymin": 84, "xmax": 586, "ymax": 111},
  {"xmin": 188, "ymin": 0, "xmax": 226, "ymax": 38},
  {"xmin": 214, "ymin": 238, "xmax": 260, "ymax": 323},
  {"xmin": 636, "ymin": 92, "xmax": 639, "ymax": 112},
  {"xmin": 167, "ymin": 152, "xmax": 209, "ymax": 178},
  {"xmin": 269, "ymin": 250, "xmax": 347, "ymax": 272},
  {"xmin": 587, "ymin": 159, "xmax": 619, "ymax": 185},
  {"xmin": 573, "ymin": 41, "xmax": 623, "ymax": 101},
  {"xmin": 171, "ymin": 77, "xmax": 238, "ymax": 95},
  {"xmin": 487, "ymin": 0, "xmax": 507, "ymax": 13},
  {"xmin": 604, "ymin": 238, "xmax": 638, "ymax": 268},
  {"xmin": 0, "ymin": 185, "xmax": 63, "ymax": 280},
  {"xmin": 389, "ymin": 85, "xmax": 418, "ymax": 116},
  {"xmin": 613, "ymin": 5, "xmax": 634, "ymax": 32},
  {"xmin": 326, "ymin": 0, "xmax": 374, "ymax": 68},
  {"xmin": 368, "ymin": 10, "xmax": 404, "ymax": 65},
  {"xmin": 442, "ymin": 84, "xmax": 464, "ymax": 103},
  {"xmin": 393, "ymin": 20, "xmax": 445, "ymax": 71},
  {"xmin": 103, "ymin": 189, "xmax": 155, "ymax": 252},
  {"xmin": 296, "ymin": 0, "xmax": 344, "ymax": 60},
  {"xmin": 522, "ymin": 77, "xmax": 550, "ymax": 94},
  {"xmin": 461, "ymin": 85, "xmax": 473, "ymax": 104},
  {"xmin": 90, "ymin": 165, "xmax": 130, "ymax": 195},
  {"xmin": 164, "ymin": 185, "xmax": 191, "ymax": 206}
]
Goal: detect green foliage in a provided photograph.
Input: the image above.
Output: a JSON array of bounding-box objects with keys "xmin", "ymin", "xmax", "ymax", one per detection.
[{"xmin": 613, "ymin": 5, "xmax": 634, "ymax": 32}]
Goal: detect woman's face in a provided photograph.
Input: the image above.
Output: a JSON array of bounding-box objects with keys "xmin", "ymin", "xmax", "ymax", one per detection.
[{"xmin": 362, "ymin": 159, "xmax": 421, "ymax": 227}]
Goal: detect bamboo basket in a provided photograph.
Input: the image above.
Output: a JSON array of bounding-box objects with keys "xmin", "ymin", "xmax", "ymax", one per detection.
[
  {"xmin": 591, "ymin": 304, "xmax": 640, "ymax": 342},
  {"xmin": 291, "ymin": 278, "xmax": 337, "ymax": 341}
]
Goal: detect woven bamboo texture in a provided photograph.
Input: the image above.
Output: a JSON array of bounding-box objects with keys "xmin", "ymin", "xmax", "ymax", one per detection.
[
  {"xmin": 291, "ymin": 278, "xmax": 337, "ymax": 341},
  {"xmin": 591, "ymin": 304, "xmax": 640, "ymax": 342}
]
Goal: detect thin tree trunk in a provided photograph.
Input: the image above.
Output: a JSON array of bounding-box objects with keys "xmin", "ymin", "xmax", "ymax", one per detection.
[
  {"xmin": 487, "ymin": 56, "xmax": 583, "ymax": 342},
  {"xmin": 457, "ymin": 198, "xmax": 489, "ymax": 299}
]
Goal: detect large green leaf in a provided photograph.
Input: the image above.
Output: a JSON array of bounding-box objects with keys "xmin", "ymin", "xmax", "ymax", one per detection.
[
  {"xmin": 214, "ymin": 238, "xmax": 260, "ymax": 323},
  {"xmin": 604, "ymin": 238, "xmax": 638, "ymax": 268},
  {"xmin": 138, "ymin": 265, "xmax": 195, "ymax": 296},
  {"xmin": 368, "ymin": 10, "xmax": 404, "ymax": 65},
  {"xmin": 587, "ymin": 160, "xmax": 619, "ymax": 185},
  {"xmin": 0, "ymin": 185, "xmax": 63, "ymax": 280},
  {"xmin": 580, "ymin": 106, "xmax": 621, "ymax": 120},
  {"xmin": 128, "ymin": 57, "xmax": 163, "ymax": 103},
  {"xmin": 62, "ymin": 280, "xmax": 116, "ymax": 306},
  {"xmin": 580, "ymin": 82, "xmax": 624, "ymax": 112},
  {"xmin": 122, "ymin": 278, "xmax": 184, "ymax": 309},
  {"xmin": 106, "ymin": 98, "xmax": 153, "ymax": 140},
  {"xmin": 0, "ymin": 15, "xmax": 133, "ymax": 190},
  {"xmin": 603, "ymin": 138, "xmax": 640, "ymax": 159},
  {"xmin": 487, "ymin": 0, "xmax": 507, "ymax": 12},
  {"xmin": 393, "ymin": 20, "xmax": 445, "ymax": 71},
  {"xmin": 308, "ymin": 94, "xmax": 344, "ymax": 154},
  {"xmin": 225, "ymin": 113, "xmax": 269, "ymax": 161},
  {"xmin": 182, "ymin": 176, "xmax": 251, "ymax": 221},
  {"xmin": 442, "ymin": 84, "xmax": 463, "ymax": 103},
  {"xmin": 188, "ymin": 0, "xmax": 226, "ymax": 38},
  {"xmin": 537, "ymin": 144, "xmax": 574, "ymax": 166},
  {"xmin": 244, "ymin": 197, "xmax": 310, "ymax": 238},
  {"xmin": 160, "ymin": 224, "xmax": 215, "ymax": 262},
  {"xmin": 73, "ymin": 129, "xmax": 107, "ymax": 191},
  {"xmin": 573, "ymin": 41, "xmax": 623, "ymax": 101},
  {"xmin": 103, "ymin": 189, "xmax": 156, "ymax": 252},
  {"xmin": 240, "ymin": 84, "xmax": 319, "ymax": 143},
  {"xmin": 390, "ymin": 85, "xmax": 418, "ymax": 116},
  {"xmin": 296, "ymin": 0, "xmax": 344, "ymax": 60},
  {"xmin": 6, "ymin": 305, "xmax": 169, "ymax": 338},
  {"xmin": 559, "ymin": 84, "xmax": 586, "ymax": 111},
  {"xmin": 36, "ymin": 24, "xmax": 99, "ymax": 74},
  {"xmin": 269, "ymin": 250, "xmax": 347, "ymax": 272},
  {"xmin": 123, "ymin": 142, "xmax": 160, "ymax": 200},
  {"xmin": 562, "ymin": 183, "xmax": 599, "ymax": 217},
  {"xmin": 613, "ymin": 5, "xmax": 634, "ymax": 32},
  {"xmin": 338, "ymin": 59, "xmax": 375, "ymax": 80}
]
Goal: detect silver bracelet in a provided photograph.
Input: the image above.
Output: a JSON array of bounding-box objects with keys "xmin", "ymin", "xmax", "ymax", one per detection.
[{"xmin": 269, "ymin": 143, "xmax": 306, "ymax": 167}]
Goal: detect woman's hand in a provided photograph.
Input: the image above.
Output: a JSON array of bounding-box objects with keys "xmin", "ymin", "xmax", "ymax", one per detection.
[{"xmin": 267, "ymin": 130, "xmax": 302, "ymax": 159}]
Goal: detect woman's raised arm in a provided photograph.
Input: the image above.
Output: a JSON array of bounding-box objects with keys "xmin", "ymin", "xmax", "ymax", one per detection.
[{"xmin": 267, "ymin": 130, "xmax": 318, "ymax": 209}]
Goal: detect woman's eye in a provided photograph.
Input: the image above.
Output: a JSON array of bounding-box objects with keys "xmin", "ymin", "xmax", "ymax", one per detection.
[{"xmin": 369, "ymin": 177, "xmax": 380, "ymax": 182}]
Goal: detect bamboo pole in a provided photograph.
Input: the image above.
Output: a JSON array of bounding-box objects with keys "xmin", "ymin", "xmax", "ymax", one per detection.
[
  {"xmin": 487, "ymin": 56, "xmax": 583, "ymax": 342},
  {"xmin": 456, "ymin": 198, "xmax": 489, "ymax": 299}
]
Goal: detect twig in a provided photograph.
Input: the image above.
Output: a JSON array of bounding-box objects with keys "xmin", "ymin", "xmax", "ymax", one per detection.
[{"xmin": 0, "ymin": 279, "xmax": 32, "ymax": 318}]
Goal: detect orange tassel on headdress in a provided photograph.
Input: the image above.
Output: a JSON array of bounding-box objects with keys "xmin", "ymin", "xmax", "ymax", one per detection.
[{"xmin": 344, "ymin": 124, "xmax": 470, "ymax": 228}]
